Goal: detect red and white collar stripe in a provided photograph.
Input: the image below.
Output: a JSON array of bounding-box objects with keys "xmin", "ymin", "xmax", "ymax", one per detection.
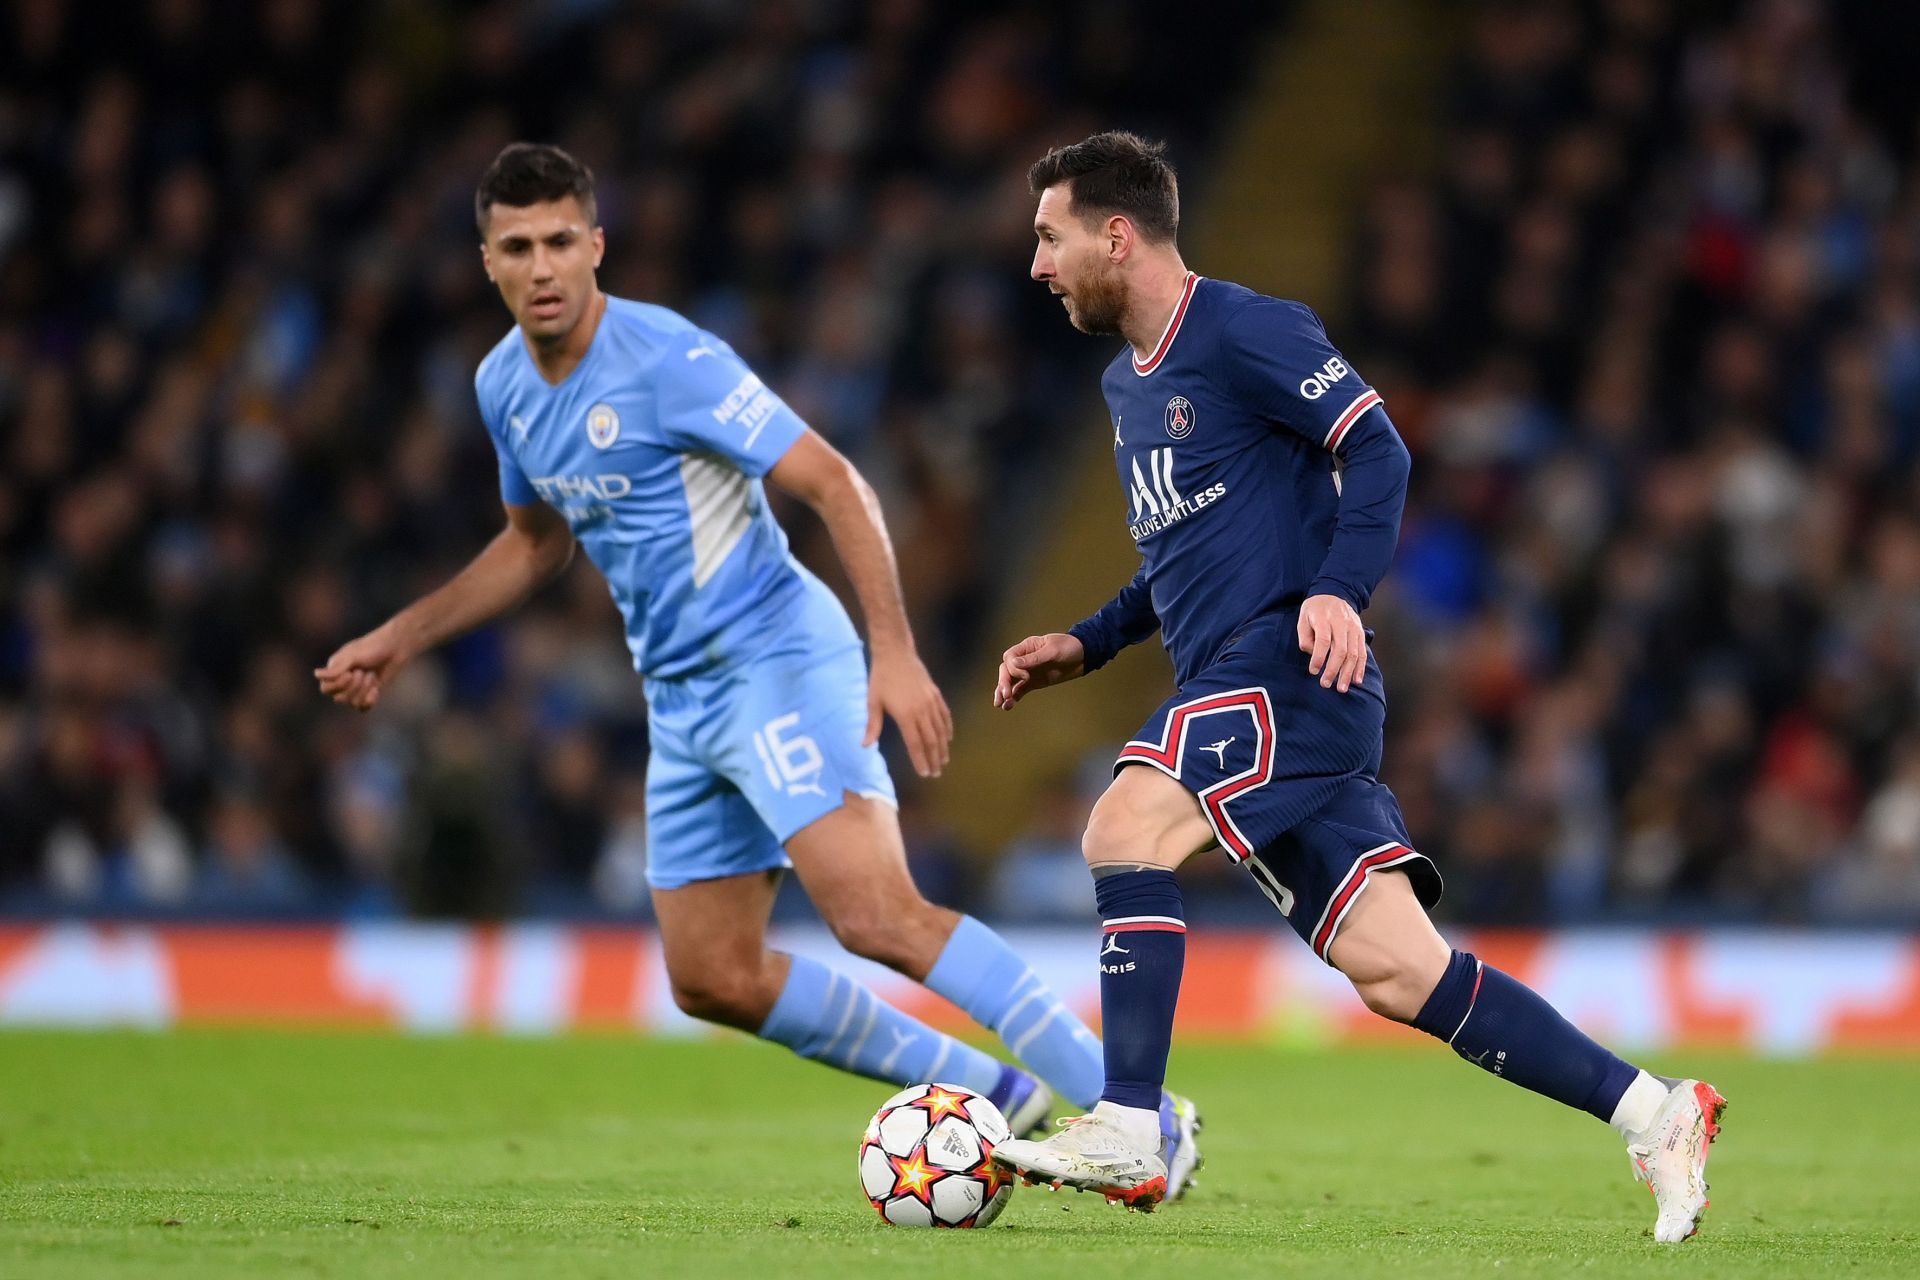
[
  {"xmin": 1132, "ymin": 272, "xmax": 1201, "ymax": 376},
  {"xmin": 1323, "ymin": 388, "xmax": 1383, "ymax": 451}
]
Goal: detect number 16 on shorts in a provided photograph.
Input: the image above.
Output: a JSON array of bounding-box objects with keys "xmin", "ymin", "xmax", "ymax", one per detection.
[{"xmin": 754, "ymin": 713, "xmax": 828, "ymax": 798}]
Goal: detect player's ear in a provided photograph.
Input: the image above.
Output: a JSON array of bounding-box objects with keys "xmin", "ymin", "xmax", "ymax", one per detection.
[
  {"xmin": 1107, "ymin": 214, "xmax": 1133, "ymax": 264},
  {"xmin": 479, "ymin": 242, "xmax": 494, "ymax": 282},
  {"xmin": 591, "ymin": 226, "xmax": 605, "ymax": 270}
]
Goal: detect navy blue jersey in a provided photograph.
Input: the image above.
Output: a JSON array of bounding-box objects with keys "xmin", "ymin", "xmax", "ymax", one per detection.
[{"xmin": 1070, "ymin": 275, "xmax": 1410, "ymax": 686}]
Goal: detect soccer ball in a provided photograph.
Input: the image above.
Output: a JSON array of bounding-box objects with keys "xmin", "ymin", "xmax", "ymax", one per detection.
[{"xmin": 858, "ymin": 1083, "xmax": 1015, "ymax": 1227}]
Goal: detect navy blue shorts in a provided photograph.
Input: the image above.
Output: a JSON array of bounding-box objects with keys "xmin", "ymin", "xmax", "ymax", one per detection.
[{"xmin": 1115, "ymin": 615, "xmax": 1442, "ymax": 962}]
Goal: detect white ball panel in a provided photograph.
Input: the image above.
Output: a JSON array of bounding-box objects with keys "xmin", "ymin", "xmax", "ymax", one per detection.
[
  {"xmin": 965, "ymin": 1095, "xmax": 1011, "ymax": 1145},
  {"xmin": 876, "ymin": 1084, "xmax": 929, "ymax": 1111},
  {"xmin": 883, "ymin": 1195, "xmax": 934, "ymax": 1228},
  {"xmin": 876, "ymin": 1105, "xmax": 930, "ymax": 1156},
  {"xmin": 974, "ymin": 1180, "xmax": 1012, "ymax": 1227},
  {"xmin": 859, "ymin": 1142, "xmax": 896, "ymax": 1201},
  {"xmin": 930, "ymin": 1174, "xmax": 985, "ymax": 1224}
]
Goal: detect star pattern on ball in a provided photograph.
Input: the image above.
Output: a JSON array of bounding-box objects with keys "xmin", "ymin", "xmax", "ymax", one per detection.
[
  {"xmin": 973, "ymin": 1150, "xmax": 1012, "ymax": 1200},
  {"xmin": 888, "ymin": 1148, "xmax": 948, "ymax": 1205},
  {"xmin": 908, "ymin": 1085, "xmax": 972, "ymax": 1123}
]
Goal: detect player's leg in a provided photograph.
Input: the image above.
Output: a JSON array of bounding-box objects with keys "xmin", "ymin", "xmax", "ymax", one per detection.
[
  {"xmin": 646, "ymin": 703, "xmax": 1014, "ymax": 1096},
  {"xmin": 652, "ymin": 868, "xmax": 786, "ymax": 1030},
  {"xmin": 729, "ymin": 628, "xmax": 1106, "ymax": 1122},
  {"xmin": 1313, "ymin": 822, "xmax": 1726, "ymax": 1242},
  {"xmin": 783, "ymin": 791, "xmax": 1104, "ymax": 1122},
  {"xmin": 991, "ymin": 761, "xmax": 1214, "ymax": 1208}
]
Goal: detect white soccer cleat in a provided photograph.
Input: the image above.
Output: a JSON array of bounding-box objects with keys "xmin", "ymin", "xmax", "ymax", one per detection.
[
  {"xmin": 1627, "ymin": 1079, "xmax": 1729, "ymax": 1243},
  {"xmin": 1161, "ymin": 1091, "xmax": 1204, "ymax": 1201},
  {"xmin": 990, "ymin": 1102, "xmax": 1169, "ymax": 1211}
]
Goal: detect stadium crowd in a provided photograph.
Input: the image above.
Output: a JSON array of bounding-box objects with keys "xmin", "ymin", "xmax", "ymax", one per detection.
[
  {"xmin": 1341, "ymin": 0, "xmax": 1920, "ymax": 922},
  {"xmin": 3, "ymin": 0, "xmax": 1917, "ymax": 925},
  {"xmin": 0, "ymin": 0, "xmax": 1266, "ymax": 916}
]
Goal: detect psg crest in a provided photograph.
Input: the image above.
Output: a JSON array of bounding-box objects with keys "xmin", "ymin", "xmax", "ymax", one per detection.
[
  {"xmin": 586, "ymin": 402, "xmax": 621, "ymax": 449},
  {"xmin": 1165, "ymin": 395, "xmax": 1195, "ymax": 439}
]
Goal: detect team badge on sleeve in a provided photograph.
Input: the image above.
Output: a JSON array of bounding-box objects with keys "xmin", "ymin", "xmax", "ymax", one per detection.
[
  {"xmin": 586, "ymin": 403, "xmax": 621, "ymax": 449},
  {"xmin": 1165, "ymin": 395, "xmax": 1195, "ymax": 439}
]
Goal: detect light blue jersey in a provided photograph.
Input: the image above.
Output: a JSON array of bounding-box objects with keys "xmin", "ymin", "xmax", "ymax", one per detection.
[
  {"xmin": 474, "ymin": 295, "xmax": 893, "ymax": 888},
  {"xmin": 476, "ymin": 295, "xmax": 821, "ymax": 680}
]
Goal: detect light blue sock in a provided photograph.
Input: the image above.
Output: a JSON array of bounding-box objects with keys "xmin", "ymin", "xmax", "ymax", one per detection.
[
  {"xmin": 924, "ymin": 915, "xmax": 1104, "ymax": 1109},
  {"xmin": 759, "ymin": 954, "xmax": 1004, "ymax": 1094}
]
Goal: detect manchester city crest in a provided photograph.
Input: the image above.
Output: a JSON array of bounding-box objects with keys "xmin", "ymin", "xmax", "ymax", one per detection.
[
  {"xmin": 585, "ymin": 402, "xmax": 620, "ymax": 449},
  {"xmin": 1165, "ymin": 395, "xmax": 1195, "ymax": 439}
]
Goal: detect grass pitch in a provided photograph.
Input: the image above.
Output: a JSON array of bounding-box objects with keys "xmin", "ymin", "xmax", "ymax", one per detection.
[{"xmin": 0, "ymin": 1030, "xmax": 1915, "ymax": 1278}]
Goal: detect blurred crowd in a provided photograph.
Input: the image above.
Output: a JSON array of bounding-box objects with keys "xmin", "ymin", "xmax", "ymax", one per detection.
[
  {"xmin": 0, "ymin": 0, "xmax": 1267, "ymax": 917},
  {"xmin": 1335, "ymin": 0, "xmax": 1920, "ymax": 922},
  {"xmin": 8, "ymin": 0, "xmax": 1918, "ymax": 927}
]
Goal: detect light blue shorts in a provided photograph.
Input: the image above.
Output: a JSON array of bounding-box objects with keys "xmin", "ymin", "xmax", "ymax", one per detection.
[{"xmin": 643, "ymin": 631, "xmax": 896, "ymax": 890}]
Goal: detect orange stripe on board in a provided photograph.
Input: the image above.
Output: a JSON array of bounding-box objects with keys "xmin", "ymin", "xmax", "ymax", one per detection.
[
  {"xmin": 0, "ymin": 927, "xmax": 40, "ymax": 984},
  {"xmin": 1172, "ymin": 935, "xmax": 1272, "ymax": 1036},
  {"xmin": 571, "ymin": 929, "xmax": 645, "ymax": 1030},
  {"xmin": 465, "ymin": 925, "xmax": 503, "ymax": 1031},
  {"xmin": 165, "ymin": 926, "xmax": 390, "ymax": 1026},
  {"xmin": 1663, "ymin": 934, "xmax": 1752, "ymax": 1048},
  {"xmin": 1830, "ymin": 938, "xmax": 1920, "ymax": 1049}
]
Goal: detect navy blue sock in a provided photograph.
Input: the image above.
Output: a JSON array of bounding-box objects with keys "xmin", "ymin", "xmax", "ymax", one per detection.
[
  {"xmin": 1413, "ymin": 950, "xmax": 1639, "ymax": 1122},
  {"xmin": 1092, "ymin": 868, "xmax": 1185, "ymax": 1111}
]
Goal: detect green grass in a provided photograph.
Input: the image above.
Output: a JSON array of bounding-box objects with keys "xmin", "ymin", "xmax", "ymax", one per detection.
[{"xmin": 0, "ymin": 1031, "xmax": 1916, "ymax": 1278}]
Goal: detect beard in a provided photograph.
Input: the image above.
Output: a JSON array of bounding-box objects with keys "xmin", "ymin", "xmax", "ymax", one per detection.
[{"xmin": 1062, "ymin": 257, "xmax": 1128, "ymax": 335}]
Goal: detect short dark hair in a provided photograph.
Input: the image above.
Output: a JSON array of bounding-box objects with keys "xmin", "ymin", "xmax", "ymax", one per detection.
[
  {"xmin": 474, "ymin": 143, "xmax": 597, "ymax": 235},
  {"xmin": 1028, "ymin": 131, "xmax": 1179, "ymax": 242}
]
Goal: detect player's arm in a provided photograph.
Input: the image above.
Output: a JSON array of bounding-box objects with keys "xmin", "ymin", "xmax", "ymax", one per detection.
[
  {"xmin": 765, "ymin": 429, "xmax": 951, "ymax": 779},
  {"xmin": 994, "ymin": 565, "xmax": 1157, "ymax": 710},
  {"xmin": 314, "ymin": 501, "xmax": 574, "ymax": 712},
  {"xmin": 1222, "ymin": 304, "xmax": 1411, "ymax": 694}
]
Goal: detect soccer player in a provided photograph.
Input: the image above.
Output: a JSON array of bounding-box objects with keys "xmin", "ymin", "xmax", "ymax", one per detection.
[
  {"xmin": 313, "ymin": 143, "xmax": 1201, "ymax": 1191},
  {"xmin": 986, "ymin": 132, "xmax": 1725, "ymax": 1238}
]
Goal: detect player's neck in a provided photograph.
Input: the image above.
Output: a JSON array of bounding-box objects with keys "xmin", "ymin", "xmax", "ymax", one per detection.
[
  {"xmin": 525, "ymin": 288, "xmax": 607, "ymax": 385},
  {"xmin": 1122, "ymin": 258, "xmax": 1193, "ymax": 364}
]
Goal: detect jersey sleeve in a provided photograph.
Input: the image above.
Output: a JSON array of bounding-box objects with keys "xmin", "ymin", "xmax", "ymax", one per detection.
[
  {"xmin": 1220, "ymin": 301, "xmax": 1385, "ymax": 455},
  {"xmin": 1068, "ymin": 564, "xmax": 1160, "ymax": 674},
  {"xmin": 474, "ymin": 369, "xmax": 538, "ymax": 507},
  {"xmin": 655, "ymin": 331, "xmax": 809, "ymax": 476}
]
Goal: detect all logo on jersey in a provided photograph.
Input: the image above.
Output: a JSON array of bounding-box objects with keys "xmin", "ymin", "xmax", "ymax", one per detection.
[
  {"xmin": 1126, "ymin": 447, "xmax": 1227, "ymax": 542},
  {"xmin": 1165, "ymin": 395, "xmax": 1195, "ymax": 439},
  {"xmin": 585, "ymin": 402, "xmax": 621, "ymax": 449},
  {"xmin": 509, "ymin": 414, "xmax": 530, "ymax": 442}
]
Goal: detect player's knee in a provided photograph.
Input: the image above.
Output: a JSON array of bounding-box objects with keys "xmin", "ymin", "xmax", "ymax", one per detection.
[
  {"xmin": 825, "ymin": 904, "xmax": 919, "ymax": 971},
  {"xmin": 668, "ymin": 966, "xmax": 767, "ymax": 1030},
  {"xmin": 1349, "ymin": 971, "xmax": 1431, "ymax": 1024},
  {"xmin": 1081, "ymin": 799, "xmax": 1172, "ymax": 868}
]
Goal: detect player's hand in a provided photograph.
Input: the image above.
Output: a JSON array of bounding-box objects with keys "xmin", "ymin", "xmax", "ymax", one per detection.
[
  {"xmin": 1298, "ymin": 593, "xmax": 1366, "ymax": 693},
  {"xmin": 993, "ymin": 632, "xmax": 1086, "ymax": 710},
  {"xmin": 867, "ymin": 645, "xmax": 952, "ymax": 779},
  {"xmin": 314, "ymin": 624, "xmax": 412, "ymax": 712}
]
